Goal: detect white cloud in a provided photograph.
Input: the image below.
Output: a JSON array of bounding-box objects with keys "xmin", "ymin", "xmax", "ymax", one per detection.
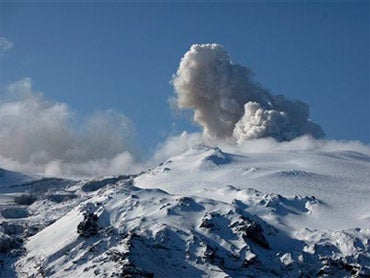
[
  {"xmin": 152, "ymin": 131, "xmax": 204, "ymax": 163},
  {"xmin": 0, "ymin": 78, "xmax": 140, "ymax": 178},
  {"xmin": 152, "ymin": 131, "xmax": 370, "ymax": 163}
]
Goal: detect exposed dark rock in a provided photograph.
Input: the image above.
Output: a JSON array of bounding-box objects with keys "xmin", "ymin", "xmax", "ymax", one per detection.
[
  {"xmin": 1, "ymin": 222, "xmax": 24, "ymax": 236},
  {"xmin": 47, "ymin": 193, "xmax": 78, "ymax": 203},
  {"xmin": 0, "ymin": 234, "xmax": 23, "ymax": 254},
  {"xmin": 17, "ymin": 178, "xmax": 73, "ymax": 193},
  {"xmin": 199, "ymin": 217, "xmax": 215, "ymax": 229},
  {"xmin": 25, "ymin": 225, "xmax": 41, "ymax": 237},
  {"xmin": 319, "ymin": 257, "xmax": 362, "ymax": 276},
  {"xmin": 82, "ymin": 176, "xmax": 129, "ymax": 192},
  {"xmin": 77, "ymin": 212, "xmax": 99, "ymax": 237},
  {"xmin": 203, "ymin": 244, "xmax": 217, "ymax": 262},
  {"xmin": 120, "ymin": 262, "xmax": 154, "ymax": 278},
  {"xmin": 241, "ymin": 221, "xmax": 270, "ymax": 249},
  {"xmin": 14, "ymin": 194, "xmax": 37, "ymax": 205},
  {"xmin": 1, "ymin": 207, "xmax": 29, "ymax": 219},
  {"xmin": 231, "ymin": 218, "xmax": 270, "ymax": 249},
  {"xmin": 106, "ymin": 249, "xmax": 126, "ymax": 262},
  {"xmin": 175, "ymin": 197, "xmax": 204, "ymax": 212}
]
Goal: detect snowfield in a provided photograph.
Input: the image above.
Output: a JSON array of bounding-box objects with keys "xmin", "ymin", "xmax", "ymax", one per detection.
[{"xmin": 1, "ymin": 145, "xmax": 370, "ymax": 277}]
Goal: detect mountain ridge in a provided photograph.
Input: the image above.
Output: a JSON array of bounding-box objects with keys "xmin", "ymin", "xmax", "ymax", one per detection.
[{"xmin": 1, "ymin": 145, "xmax": 369, "ymax": 277}]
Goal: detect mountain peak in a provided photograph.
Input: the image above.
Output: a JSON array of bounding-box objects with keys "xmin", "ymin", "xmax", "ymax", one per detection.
[{"xmin": 1, "ymin": 148, "xmax": 370, "ymax": 277}]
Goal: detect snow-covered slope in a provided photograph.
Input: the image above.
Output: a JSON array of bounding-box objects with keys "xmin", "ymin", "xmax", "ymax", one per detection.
[
  {"xmin": 136, "ymin": 145, "xmax": 370, "ymax": 231},
  {"xmin": 1, "ymin": 146, "xmax": 370, "ymax": 277}
]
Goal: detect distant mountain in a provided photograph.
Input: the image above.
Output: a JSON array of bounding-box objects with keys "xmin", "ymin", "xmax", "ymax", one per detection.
[
  {"xmin": 1, "ymin": 146, "xmax": 370, "ymax": 277},
  {"xmin": 0, "ymin": 168, "xmax": 39, "ymax": 188}
]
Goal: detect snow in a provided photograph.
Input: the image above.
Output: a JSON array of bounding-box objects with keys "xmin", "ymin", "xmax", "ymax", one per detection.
[
  {"xmin": 136, "ymin": 146, "xmax": 370, "ymax": 231},
  {"xmin": 1, "ymin": 145, "xmax": 370, "ymax": 277}
]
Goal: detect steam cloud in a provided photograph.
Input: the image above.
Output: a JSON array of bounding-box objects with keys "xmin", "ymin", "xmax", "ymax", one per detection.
[
  {"xmin": 0, "ymin": 78, "xmax": 139, "ymax": 178},
  {"xmin": 153, "ymin": 132, "xmax": 370, "ymax": 162},
  {"xmin": 172, "ymin": 44, "xmax": 324, "ymax": 142}
]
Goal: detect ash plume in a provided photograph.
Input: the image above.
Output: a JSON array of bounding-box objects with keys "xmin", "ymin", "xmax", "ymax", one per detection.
[{"xmin": 172, "ymin": 43, "xmax": 324, "ymax": 142}]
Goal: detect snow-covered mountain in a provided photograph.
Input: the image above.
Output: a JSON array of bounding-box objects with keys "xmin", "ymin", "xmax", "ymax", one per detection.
[{"xmin": 1, "ymin": 145, "xmax": 370, "ymax": 277}]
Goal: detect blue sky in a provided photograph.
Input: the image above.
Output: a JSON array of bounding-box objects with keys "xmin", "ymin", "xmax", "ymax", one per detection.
[{"xmin": 1, "ymin": 2, "xmax": 369, "ymax": 154}]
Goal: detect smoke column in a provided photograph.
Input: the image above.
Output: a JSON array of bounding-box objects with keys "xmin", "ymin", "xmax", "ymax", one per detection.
[{"xmin": 172, "ymin": 44, "xmax": 324, "ymax": 142}]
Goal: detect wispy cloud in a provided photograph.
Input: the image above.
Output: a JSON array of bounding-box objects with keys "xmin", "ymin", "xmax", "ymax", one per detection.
[
  {"xmin": 0, "ymin": 37, "xmax": 14, "ymax": 53},
  {"xmin": 152, "ymin": 131, "xmax": 370, "ymax": 163}
]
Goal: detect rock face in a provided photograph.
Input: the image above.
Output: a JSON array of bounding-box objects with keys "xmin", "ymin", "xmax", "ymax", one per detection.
[
  {"xmin": 231, "ymin": 217, "xmax": 271, "ymax": 250},
  {"xmin": 77, "ymin": 212, "xmax": 99, "ymax": 237},
  {"xmin": 13, "ymin": 195, "xmax": 37, "ymax": 206},
  {"xmin": 0, "ymin": 232, "xmax": 23, "ymax": 254}
]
